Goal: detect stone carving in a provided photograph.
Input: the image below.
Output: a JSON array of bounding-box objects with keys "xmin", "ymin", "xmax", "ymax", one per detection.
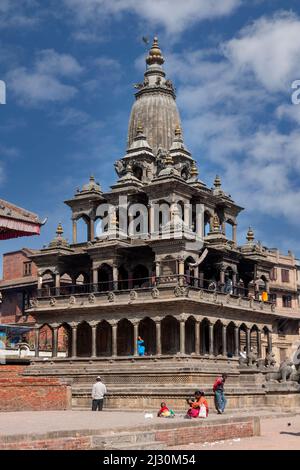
[
  {"xmin": 129, "ymin": 290, "xmax": 138, "ymax": 300},
  {"xmin": 265, "ymin": 351, "xmax": 276, "ymax": 368},
  {"xmin": 239, "ymin": 349, "xmax": 257, "ymax": 367},
  {"xmin": 50, "ymin": 298, "xmax": 56, "ymax": 307},
  {"xmin": 29, "ymin": 298, "xmax": 39, "ymax": 308},
  {"xmin": 151, "ymin": 287, "xmax": 160, "ymax": 299},
  {"xmin": 114, "ymin": 160, "xmax": 126, "ymax": 177},
  {"xmin": 88, "ymin": 294, "xmax": 96, "ymax": 304},
  {"xmin": 266, "ymin": 359, "xmax": 294, "ymax": 382},
  {"xmin": 108, "ymin": 292, "xmax": 115, "ymax": 303},
  {"xmin": 133, "ymin": 82, "xmax": 144, "ymax": 89},
  {"xmin": 174, "ymin": 286, "xmax": 189, "ymax": 297},
  {"xmin": 69, "ymin": 296, "xmax": 76, "ymax": 305}
]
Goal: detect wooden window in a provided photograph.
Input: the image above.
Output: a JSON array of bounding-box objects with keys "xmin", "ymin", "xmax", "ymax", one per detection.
[
  {"xmin": 23, "ymin": 262, "xmax": 32, "ymax": 277},
  {"xmin": 282, "ymin": 294, "xmax": 292, "ymax": 308},
  {"xmin": 270, "ymin": 268, "xmax": 277, "ymax": 281},
  {"xmin": 281, "ymin": 269, "xmax": 289, "ymax": 283}
]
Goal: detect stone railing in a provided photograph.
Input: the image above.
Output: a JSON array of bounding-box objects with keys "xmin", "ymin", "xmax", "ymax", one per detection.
[{"xmin": 26, "ymin": 283, "xmax": 275, "ymax": 315}]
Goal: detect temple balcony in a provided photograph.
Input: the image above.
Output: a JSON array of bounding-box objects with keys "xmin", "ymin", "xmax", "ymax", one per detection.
[{"xmin": 26, "ymin": 276, "xmax": 276, "ymax": 315}]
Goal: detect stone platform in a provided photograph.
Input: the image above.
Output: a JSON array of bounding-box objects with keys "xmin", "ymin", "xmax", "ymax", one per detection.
[
  {"xmin": 0, "ymin": 410, "xmax": 260, "ymax": 450},
  {"xmin": 23, "ymin": 356, "xmax": 300, "ymax": 411}
]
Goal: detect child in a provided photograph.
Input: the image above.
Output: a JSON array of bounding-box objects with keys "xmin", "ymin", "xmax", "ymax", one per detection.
[{"xmin": 157, "ymin": 402, "xmax": 175, "ymax": 418}]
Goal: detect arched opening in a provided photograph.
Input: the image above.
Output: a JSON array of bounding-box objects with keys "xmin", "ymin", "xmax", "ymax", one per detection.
[
  {"xmin": 38, "ymin": 324, "xmax": 53, "ymax": 353},
  {"xmin": 250, "ymin": 325, "xmax": 259, "ymax": 354},
  {"xmin": 40, "ymin": 271, "xmax": 55, "ymax": 296},
  {"xmin": 200, "ymin": 318, "xmax": 210, "ymax": 355},
  {"xmin": 76, "ymin": 216, "xmax": 90, "ymax": 243},
  {"xmin": 239, "ymin": 323, "xmax": 248, "ymax": 355},
  {"xmin": 204, "ymin": 211, "xmax": 212, "ymax": 237},
  {"xmin": 161, "ymin": 316, "xmax": 180, "ymax": 355},
  {"xmin": 213, "ymin": 320, "xmax": 223, "ymax": 356},
  {"xmin": 139, "ymin": 317, "xmax": 156, "ymax": 355},
  {"xmin": 224, "ymin": 267, "xmax": 234, "ymax": 294},
  {"xmin": 98, "ymin": 263, "xmax": 113, "ymax": 292},
  {"xmin": 184, "ymin": 257, "xmax": 196, "ymax": 286},
  {"xmin": 58, "ymin": 323, "xmax": 72, "ymax": 357},
  {"xmin": 59, "ymin": 273, "xmax": 72, "ymax": 295},
  {"xmin": 117, "ymin": 319, "xmax": 134, "ymax": 356},
  {"xmin": 263, "ymin": 326, "xmax": 271, "ymax": 358},
  {"xmin": 226, "ymin": 322, "xmax": 235, "ymax": 357},
  {"xmin": 133, "ymin": 165, "xmax": 143, "ymax": 181},
  {"xmin": 185, "ymin": 316, "xmax": 196, "ymax": 354},
  {"xmin": 157, "ymin": 201, "xmax": 170, "ymax": 234},
  {"xmin": 118, "ymin": 265, "xmax": 129, "ymax": 290},
  {"xmin": 74, "ymin": 272, "xmax": 89, "ymax": 294},
  {"xmin": 132, "ymin": 265, "xmax": 149, "ymax": 288},
  {"xmin": 96, "ymin": 321, "xmax": 112, "ymax": 356},
  {"xmin": 77, "ymin": 322, "xmax": 92, "ymax": 357}
]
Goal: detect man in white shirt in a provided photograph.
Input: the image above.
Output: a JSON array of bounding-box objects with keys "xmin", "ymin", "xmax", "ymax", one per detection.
[{"xmin": 92, "ymin": 376, "xmax": 107, "ymax": 411}]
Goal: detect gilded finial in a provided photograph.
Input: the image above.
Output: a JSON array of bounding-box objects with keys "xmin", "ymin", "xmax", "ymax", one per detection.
[
  {"xmin": 56, "ymin": 222, "xmax": 63, "ymax": 236},
  {"xmin": 175, "ymin": 125, "xmax": 182, "ymax": 137},
  {"xmin": 136, "ymin": 122, "xmax": 144, "ymax": 135},
  {"xmin": 214, "ymin": 175, "xmax": 221, "ymax": 188},
  {"xmin": 146, "ymin": 36, "xmax": 164, "ymax": 66},
  {"xmin": 190, "ymin": 161, "xmax": 198, "ymax": 177},
  {"xmin": 246, "ymin": 227, "xmax": 255, "ymax": 242},
  {"xmin": 164, "ymin": 154, "xmax": 174, "ymax": 165}
]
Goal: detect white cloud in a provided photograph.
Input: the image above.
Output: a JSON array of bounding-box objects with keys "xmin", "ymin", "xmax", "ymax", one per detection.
[
  {"xmin": 223, "ymin": 11, "xmax": 300, "ymax": 92},
  {"xmin": 63, "ymin": 0, "xmax": 241, "ymax": 35},
  {"xmin": 0, "ymin": 0, "xmax": 39, "ymax": 29},
  {"xmin": 7, "ymin": 50, "xmax": 82, "ymax": 106},
  {"xmin": 165, "ymin": 11, "xmax": 300, "ymax": 231}
]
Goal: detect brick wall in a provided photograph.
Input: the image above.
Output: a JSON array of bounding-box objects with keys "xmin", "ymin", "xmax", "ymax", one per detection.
[
  {"xmin": 0, "ymin": 365, "xmax": 71, "ymax": 412},
  {"xmin": 0, "ymin": 416, "xmax": 260, "ymax": 450},
  {"xmin": 2, "ymin": 250, "xmax": 37, "ymax": 281}
]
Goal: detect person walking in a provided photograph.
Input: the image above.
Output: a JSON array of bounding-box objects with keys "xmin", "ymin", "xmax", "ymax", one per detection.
[
  {"xmin": 213, "ymin": 373, "xmax": 227, "ymax": 414},
  {"xmin": 92, "ymin": 376, "xmax": 107, "ymax": 411}
]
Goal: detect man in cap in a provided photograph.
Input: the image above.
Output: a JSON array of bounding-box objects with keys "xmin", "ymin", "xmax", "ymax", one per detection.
[{"xmin": 91, "ymin": 376, "xmax": 107, "ymax": 411}]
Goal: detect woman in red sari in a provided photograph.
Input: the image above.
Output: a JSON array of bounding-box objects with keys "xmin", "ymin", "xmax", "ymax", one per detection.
[{"xmin": 186, "ymin": 390, "xmax": 209, "ymax": 418}]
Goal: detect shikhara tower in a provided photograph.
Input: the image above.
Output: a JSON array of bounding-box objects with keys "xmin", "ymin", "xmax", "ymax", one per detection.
[{"xmin": 19, "ymin": 38, "xmax": 300, "ymax": 410}]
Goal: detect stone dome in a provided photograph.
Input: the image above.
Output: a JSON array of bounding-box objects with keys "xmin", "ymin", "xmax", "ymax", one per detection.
[{"xmin": 127, "ymin": 38, "xmax": 182, "ymax": 156}]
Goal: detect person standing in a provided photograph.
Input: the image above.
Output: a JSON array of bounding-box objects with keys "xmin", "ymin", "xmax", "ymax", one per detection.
[
  {"xmin": 92, "ymin": 376, "xmax": 107, "ymax": 411},
  {"xmin": 137, "ymin": 336, "xmax": 145, "ymax": 356},
  {"xmin": 213, "ymin": 373, "xmax": 227, "ymax": 414}
]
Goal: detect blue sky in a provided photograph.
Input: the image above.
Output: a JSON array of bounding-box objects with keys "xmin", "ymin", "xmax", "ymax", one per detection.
[{"xmin": 1, "ymin": 0, "xmax": 300, "ymax": 260}]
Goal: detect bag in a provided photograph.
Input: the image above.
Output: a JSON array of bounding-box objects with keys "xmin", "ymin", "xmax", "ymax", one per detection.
[{"xmin": 199, "ymin": 404, "xmax": 207, "ymax": 418}]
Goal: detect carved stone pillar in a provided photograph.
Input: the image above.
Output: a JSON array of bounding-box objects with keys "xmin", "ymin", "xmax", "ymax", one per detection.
[
  {"xmin": 113, "ymin": 265, "xmax": 118, "ymax": 291},
  {"xmin": 194, "ymin": 266, "xmax": 199, "ymax": 287},
  {"xmin": 149, "ymin": 203, "xmax": 155, "ymax": 235},
  {"xmin": 257, "ymin": 329, "xmax": 262, "ymax": 358},
  {"xmin": 35, "ymin": 326, "xmax": 39, "ymax": 358},
  {"xmin": 184, "ymin": 203, "xmax": 190, "ymax": 229},
  {"xmin": 112, "ymin": 323, "xmax": 117, "ymax": 357},
  {"xmin": 133, "ymin": 322, "xmax": 139, "ymax": 357},
  {"xmin": 91, "ymin": 323, "xmax": 97, "ymax": 358},
  {"xmin": 209, "ymin": 322, "xmax": 214, "ymax": 356},
  {"xmin": 71, "ymin": 325, "xmax": 77, "ymax": 358},
  {"xmin": 234, "ymin": 325, "xmax": 239, "ymax": 357},
  {"xmin": 52, "ymin": 325, "xmax": 58, "ymax": 358},
  {"xmin": 92, "ymin": 267, "xmax": 98, "ymax": 292},
  {"xmin": 246, "ymin": 327, "xmax": 251, "ymax": 355},
  {"xmin": 195, "ymin": 320, "xmax": 200, "ymax": 355},
  {"xmin": 90, "ymin": 218, "xmax": 95, "ymax": 242},
  {"xmin": 37, "ymin": 275, "xmax": 43, "ymax": 292},
  {"xmin": 180, "ymin": 319, "xmax": 185, "ymax": 355},
  {"xmin": 220, "ymin": 268, "xmax": 225, "ymax": 286},
  {"xmin": 72, "ymin": 219, "xmax": 77, "ymax": 244},
  {"xmin": 267, "ymin": 329, "xmax": 272, "ymax": 353},
  {"xmin": 155, "ymin": 320, "xmax": 162, "ymax": 356},
  {"xmin": 222, "ymin": 324, "xmax": 227, "ymax": 356},
  {"xmin": 55, "ymin": 273, "xmax": 60, "ymax": 296},
  {"xmin": 178, "ymin": 257, "xmax": 185, "ymax": 286},
  {"xmin": 232, "ymin": 224, "xmax": 237, "ymax": 244}
]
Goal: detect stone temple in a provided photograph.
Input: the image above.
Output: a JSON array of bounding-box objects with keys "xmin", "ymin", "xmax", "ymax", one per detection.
[{"xmin": 3, "ymin": 38, "xmax": 300, "ymax": 410}]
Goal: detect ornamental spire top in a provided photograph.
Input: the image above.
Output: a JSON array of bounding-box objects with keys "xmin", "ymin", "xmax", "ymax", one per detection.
[{"xmin": 146, "ymin": 37, "xmax": 164, "ymax": 66}]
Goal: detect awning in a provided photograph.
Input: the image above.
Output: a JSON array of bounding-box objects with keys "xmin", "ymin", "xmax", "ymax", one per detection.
[{"xmin": 0, "ymin": 217, "xmax": 40, "ymax": 240}]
